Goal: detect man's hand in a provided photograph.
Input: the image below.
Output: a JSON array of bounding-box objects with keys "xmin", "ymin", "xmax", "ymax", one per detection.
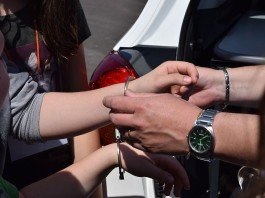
[{"xmin": 103, "ymin": 91, "xmax": 201, "ymax": 155}]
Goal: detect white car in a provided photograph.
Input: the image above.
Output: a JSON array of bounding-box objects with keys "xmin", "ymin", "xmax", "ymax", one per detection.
[{"xmin": 89, "ymin": 0, "xmax": 265, "ymax": 197}]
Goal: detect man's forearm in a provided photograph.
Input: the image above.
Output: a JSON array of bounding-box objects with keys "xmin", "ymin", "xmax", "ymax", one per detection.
[
  {"xmin": 214, "ymin": 112, "xmax": 261, "ymax": 167},
  {"xmin": 229, "ymin": 66, "xmax": 265, "ymax": 107}
]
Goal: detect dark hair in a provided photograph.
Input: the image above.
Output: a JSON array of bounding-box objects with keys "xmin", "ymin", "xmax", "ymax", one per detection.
[{"xmin": 31, "ymin": 0, "xmax": 79, "ymax": 64}]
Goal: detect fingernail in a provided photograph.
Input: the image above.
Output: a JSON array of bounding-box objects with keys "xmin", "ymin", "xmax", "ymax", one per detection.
[{"xmin": 183, "ymin": 76, "xmax": 192, "ymax": 83}]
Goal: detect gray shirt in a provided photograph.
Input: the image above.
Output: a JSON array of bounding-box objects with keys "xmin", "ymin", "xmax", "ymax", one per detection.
[
  {"xmin": 0, "ymin": 60, "xmax": 44, "ymax": 175},
  {"xmin": 0, "ymin": 98, "xmax": 10, "ymax": 198},
  {"xmin": 8, "ymin": 61, "xmax": 44, "ymax": 143},
  {"xmin": 0, "ymin": 97, "xmax": 10, "ymax": 176}
]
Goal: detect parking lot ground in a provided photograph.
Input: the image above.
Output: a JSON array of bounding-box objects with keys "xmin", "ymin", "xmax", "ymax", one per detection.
[{"xmin": 80, "ymin": 0, "xmax": 147, "ymax": 79}]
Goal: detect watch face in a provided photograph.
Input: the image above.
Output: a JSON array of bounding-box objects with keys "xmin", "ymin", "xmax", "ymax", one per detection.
[{"xmin": 188, "ymin": 126, "xmax": 213, "ymax": 154}]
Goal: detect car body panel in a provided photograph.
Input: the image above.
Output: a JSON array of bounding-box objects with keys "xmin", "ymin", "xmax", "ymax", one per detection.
[
  {"xmin": 113, "ymin": 0, "xmax": 190, "ymax": 50},
  {"xmin": 103, "ymin": 1, "xmax": 190, "ymax": 197}
]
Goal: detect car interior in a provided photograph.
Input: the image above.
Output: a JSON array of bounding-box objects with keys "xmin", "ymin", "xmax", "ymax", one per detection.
[
  {"xmin": 181, "ymin": 0, "xmax": 265, "ymax": 66},
  {"xmin": 178, "ymin": 0, "xmax": 265, "ymax": 197}
]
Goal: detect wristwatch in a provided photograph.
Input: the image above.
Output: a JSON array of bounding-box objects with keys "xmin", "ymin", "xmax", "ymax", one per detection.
[{"xmin": 187, "ymin": 109, "xmax": 219, "ymax": 162}]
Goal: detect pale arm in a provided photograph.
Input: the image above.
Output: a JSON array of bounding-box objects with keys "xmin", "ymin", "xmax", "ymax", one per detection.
[
  {"xmin": 20, "ymin": 143, "xmax": 190, "ymax": 197},
  {"xmin": 40, "ymin": 83, "xmax": 126, "ymax": 139},
  {"xmin": 61, "ymin": 44, "xmax": 102, "ymax": 197},
  {"xmin": 20, "ymin": 144, "xmax": 116, "ymax": 198},
  {"xmin": 39, "ymin": 61, "xmax": 198, "ymax": 139},
  {"xmin": 61, "ymin": 44, "xmax": 101, "ymax": 161}
]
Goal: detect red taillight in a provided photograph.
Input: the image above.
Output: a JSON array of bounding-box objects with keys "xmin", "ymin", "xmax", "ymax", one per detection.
[
  {"xmin": 89, "ymin": 50, "xmax": 138, "ymax": 89},
  {"xmin": 90, "ymin": 67, "xmax": 137, "ymax": 88},
  {"xmin": 89, "ymin": 50, "xmax": 138, "ymax": 145}
]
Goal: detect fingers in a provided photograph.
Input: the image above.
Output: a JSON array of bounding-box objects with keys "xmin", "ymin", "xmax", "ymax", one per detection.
[
  {"xmin": 171, "ymin": 159, "xmax": 190, "ymax": 191},
  {"xmin": 128, "ymin": 141, "xmax": 148, "ymax": 152},
  {"xmin": 167, "ymin": 73, "xmax": 193, "ymax": 86},
  {"xmin": 166, "ymin": 61, "xmax": 199, "ymax": 84},
  {"xmin": 141, "ymin": 165, "xmax": 175, "ymax": 196},
  {"xmin": 146, "ymin": 154, "xmax": 190, "ymax": 196},
  {"xmin": 123, "ymin": 129, "xmax": 140, "ymax": 140},
  {"xmin": 120, "ymin": 144, "xmax": 176, "ymax": 195},
  {"xmin": 176, "ymin": 61, "xmax": 199, "ymax": 83},
  {"xmin": 157, "ymin": 156, "xmax": 190, "ymax": 193},
  {"xmin": 103, "ymin": 96, "xmax": 137, "ymax": 113},
  {"xmin": 110, "ymin": 113, "xmax": 134, "ymax": 127},
  {"xmin": 180, "ymin": 85, "xmax": 190, "ymax": 94},
  {"xmin": 173, "ymin": 177, "xmax": 182, "ymax": 197}
]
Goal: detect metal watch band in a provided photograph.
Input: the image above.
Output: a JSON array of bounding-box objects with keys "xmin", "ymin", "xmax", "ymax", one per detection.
[{"xmin": 196, "ymin": 109, "xmax": 219, "ymax": 127}]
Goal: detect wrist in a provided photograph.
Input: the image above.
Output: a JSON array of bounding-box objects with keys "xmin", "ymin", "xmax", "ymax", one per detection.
[
  {"xmin": 214, "ymin": 69, "xmax": 227, "ymax": 103},
  {"xmin": 124, "ymin": 76, "xmax": 136, "ymax": 95},
  {"xmin": 187, "ymin": 109, "xmax": 219, "ymax": 161},
  {"xmin": 216, "ymin": 67, "xmax": 230, "ymax": 110},
  {"xmin": 184, "ymin": 106, "xmax": 202, "ymax": 154},
  {"xmin": 103, "ymin": 143, "xmax": 119, "ymax": 168},
  {"xmin": 128, "ymin": 77, "xmax": 141, "ymax": 93}
]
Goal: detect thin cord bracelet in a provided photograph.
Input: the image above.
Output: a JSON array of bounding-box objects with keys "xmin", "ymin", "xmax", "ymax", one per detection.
[
  {"xmin": 114, "ymin": 75, "xmax": 136, "ymax": 180},
  {"xmin": 115, "ymin": 128, "xmax": 125, "ymax": 180}
]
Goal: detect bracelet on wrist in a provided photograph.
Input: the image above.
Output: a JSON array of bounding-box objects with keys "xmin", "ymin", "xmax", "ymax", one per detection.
[
  {"xmin": 115, "ymin": 128, "xmax": 125, "ymax": 180},
  {"xmin": 124, "ymin": 76, "xmax": 135, "ymax": 96},
  {"xmin": 217, "ymin": 67, "xmax": 230, "ymax": 111},
  {"xmin": 116, "ymin": 75, "xmax": 135, "ymax": 179}
]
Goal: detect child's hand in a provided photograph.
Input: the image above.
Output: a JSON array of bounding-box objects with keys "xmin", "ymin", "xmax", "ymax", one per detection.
[
  {"xmin": 130, "ymin": 61, "xmax": 198, "ymax": 94},
  {"xmin": 119, "ymin": 143, "xmax": 190, "ymax": 196}
]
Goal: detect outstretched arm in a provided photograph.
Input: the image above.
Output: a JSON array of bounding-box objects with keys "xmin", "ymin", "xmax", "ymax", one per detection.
[
  {"xmin": 20, "ymin": 143, "xmax": 190, "ymax": 197},
  {"xmin": 39, "ymin": 61, "xmax": 198, "ymax": 140}
]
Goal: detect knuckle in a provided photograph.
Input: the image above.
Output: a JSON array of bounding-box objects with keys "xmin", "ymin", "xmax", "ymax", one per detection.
[
  {"xmin": 133, "ymin": 120, "xmax": 141, "ymax": 129},
  {"xmin": 107, "ymin": 97, "xmax": 116, "ymax": 108},
  {"xmin": 110, "ymin": 115, "xmax": 118, "ymax": 124},
  {"xmin": 164, "ymin": 60, "xmax": 173, "ymax": 65}
]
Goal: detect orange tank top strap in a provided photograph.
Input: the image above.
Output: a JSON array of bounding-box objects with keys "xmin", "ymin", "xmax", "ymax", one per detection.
[{"xmin": 34, "ymin": 21, "xmax": 41, "ymax": 73}]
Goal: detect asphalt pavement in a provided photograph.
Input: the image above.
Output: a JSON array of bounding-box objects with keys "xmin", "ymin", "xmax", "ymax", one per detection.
[{"xmin": 80, "ymin": 0, "xmax": 147, "ymax": 79}]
